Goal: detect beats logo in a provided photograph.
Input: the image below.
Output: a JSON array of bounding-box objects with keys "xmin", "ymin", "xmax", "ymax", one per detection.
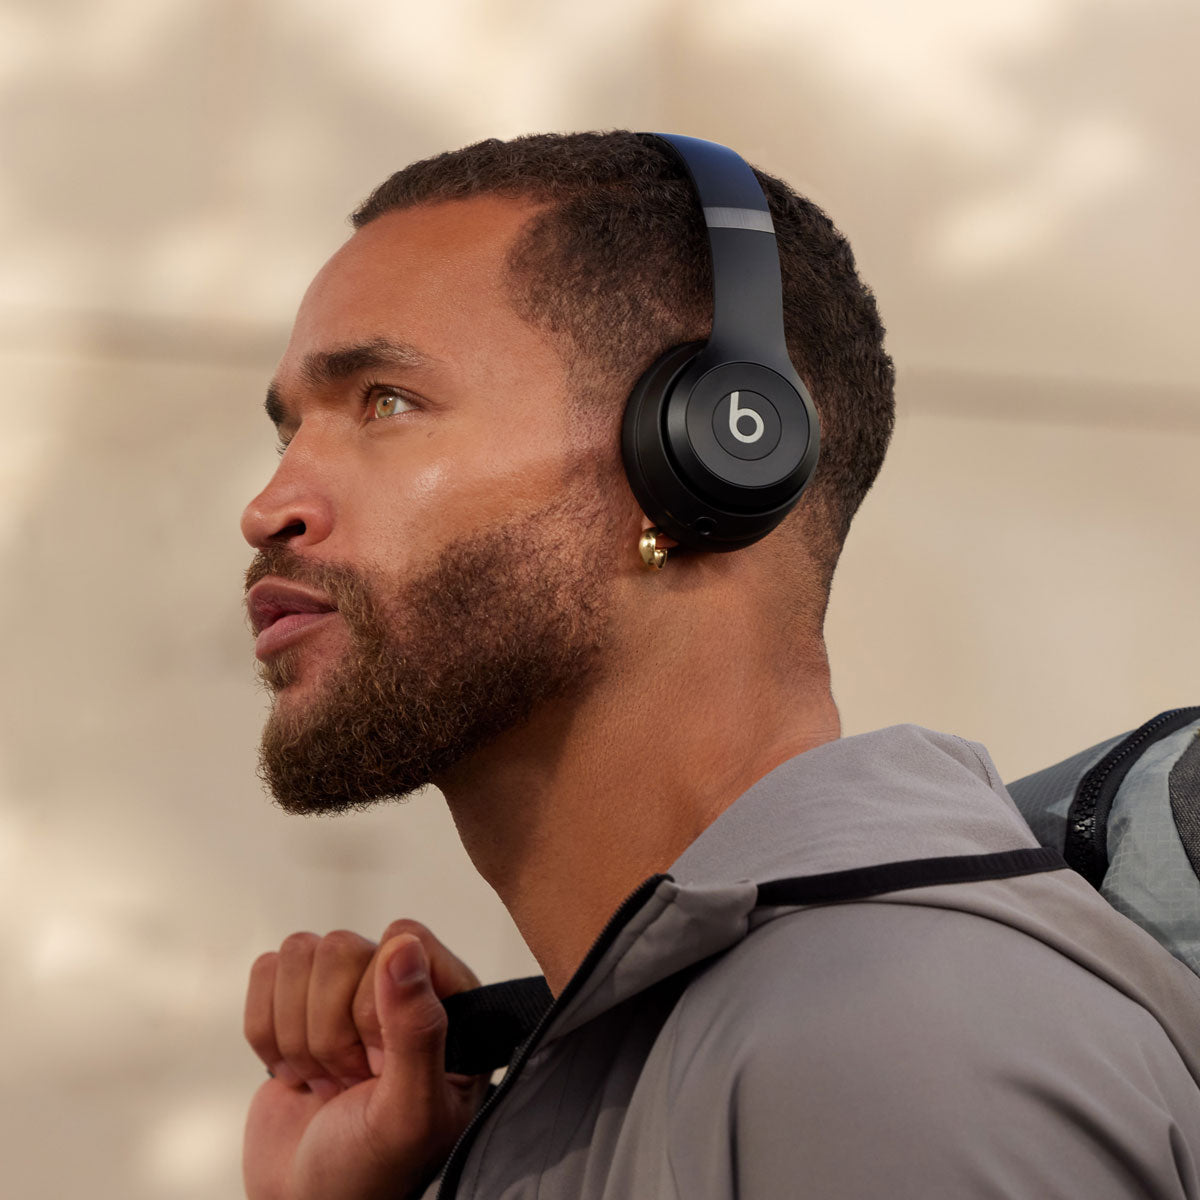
[{"xmin": 712, "ymin": 390, "xmax": 781, "ymax": 460}]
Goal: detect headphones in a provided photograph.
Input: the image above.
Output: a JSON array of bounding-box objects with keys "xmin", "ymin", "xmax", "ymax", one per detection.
[{"xmin": 621, "ymin": 133, "xmax": 820, "ymax": 553}]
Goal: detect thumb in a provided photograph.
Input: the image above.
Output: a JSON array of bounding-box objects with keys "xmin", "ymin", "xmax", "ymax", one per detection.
[{"xmin": 369, "ymin": 934, "xmax": 450, "ymax": 1122}]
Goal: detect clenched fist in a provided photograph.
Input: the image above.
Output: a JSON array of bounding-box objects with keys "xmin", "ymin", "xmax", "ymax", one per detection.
[{"xmin": 243, "ymin": 920, "xmax": 490, "ymax": 1200}]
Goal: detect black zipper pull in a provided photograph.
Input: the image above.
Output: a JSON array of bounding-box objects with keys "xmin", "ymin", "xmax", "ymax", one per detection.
[{"xmin": 1066, "ymin": 707, "xmax": 1200, "ymax": 888}]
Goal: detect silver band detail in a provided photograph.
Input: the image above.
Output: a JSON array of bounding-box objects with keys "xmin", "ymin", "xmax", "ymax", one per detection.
[{"xmin": 702, "ymin": 206, "xmax": 775, "ymax": 233}]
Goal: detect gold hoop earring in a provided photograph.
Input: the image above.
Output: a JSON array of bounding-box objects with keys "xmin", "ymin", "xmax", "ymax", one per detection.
[{"xmin": 638, "ymin": 528, "xmax": 669, "ymax": 570}]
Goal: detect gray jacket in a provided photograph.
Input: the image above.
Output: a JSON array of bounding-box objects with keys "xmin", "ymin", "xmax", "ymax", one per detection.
[{"xmin": 431, "ymin": 725, "xmax": 1200, "ymax": 1198}]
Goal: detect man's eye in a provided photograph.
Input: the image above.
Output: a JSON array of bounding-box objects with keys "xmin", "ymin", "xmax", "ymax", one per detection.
[{"xmin": 371, "ymin": 390, "xmax": 413, "ymax": 419}]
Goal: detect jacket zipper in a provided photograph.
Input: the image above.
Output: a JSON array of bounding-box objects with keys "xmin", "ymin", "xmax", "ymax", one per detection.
[
  {"xmin": 435, "ymin": 872, "xmax": 672, "ymax": 1199},
  {"xmin": 1065, "ymin": 706, "xmax": 1200, "ymax": 888}
]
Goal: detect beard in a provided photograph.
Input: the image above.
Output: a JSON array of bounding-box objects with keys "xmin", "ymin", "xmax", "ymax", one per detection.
[{"xmin": 245, "ymin": 488, "xmax": 618, "ymax": 815}]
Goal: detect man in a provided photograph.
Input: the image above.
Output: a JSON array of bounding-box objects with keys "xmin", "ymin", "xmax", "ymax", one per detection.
[{"xmin": 240, "ymin": 132, "xmax": 1200, "ymax": 1199}]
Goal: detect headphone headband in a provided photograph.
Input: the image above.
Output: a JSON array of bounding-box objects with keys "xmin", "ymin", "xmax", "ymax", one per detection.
[{"xmin": 646, "ymin": 134, "xmax": 790, "ymax": 367}]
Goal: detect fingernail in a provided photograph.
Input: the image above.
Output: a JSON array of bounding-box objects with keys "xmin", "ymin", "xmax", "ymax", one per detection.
[
  {"xmin": 388, "ymin": 936, "xmax": 427, "ymax": 986},
  {"xmin": 367, "ymin": 1045, "xmax": 384, "ymax": 1076}
]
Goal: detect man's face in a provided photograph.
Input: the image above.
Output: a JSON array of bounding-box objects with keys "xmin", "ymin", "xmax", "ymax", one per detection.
[{"xmin": 241, "ymin": 197, "xmax": 629, "ymax": 813}]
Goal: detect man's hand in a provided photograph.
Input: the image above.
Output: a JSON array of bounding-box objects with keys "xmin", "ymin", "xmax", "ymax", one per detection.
[{"xmin": 243, "ymin": 920, "xmax": 490, "ymax": 1200}]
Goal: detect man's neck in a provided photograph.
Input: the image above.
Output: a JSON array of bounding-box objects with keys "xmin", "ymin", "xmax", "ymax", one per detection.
[{"xmin": 434, "ymin": 636, "xmax": 841, "ymax": 996}]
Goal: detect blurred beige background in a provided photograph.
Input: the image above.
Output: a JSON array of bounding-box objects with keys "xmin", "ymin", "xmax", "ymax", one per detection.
[{"xmin": 2, "ymin": 0, "xmax": 1197, "ymax": 1196}]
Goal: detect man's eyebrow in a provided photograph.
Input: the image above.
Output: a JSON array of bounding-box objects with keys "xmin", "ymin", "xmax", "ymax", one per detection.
[
  {"xmin": 264, "ymin": 337, "xmax": 440, "ymax": 431},
  {"xmin": 300, "ymin": 337, "xmax": 438, "ymax": 389},
  {"xmin": 264, "ymin": 382, "xmax": 289, "ymax": 431}
]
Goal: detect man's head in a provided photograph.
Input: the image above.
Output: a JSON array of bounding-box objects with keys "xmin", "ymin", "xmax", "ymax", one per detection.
[
  {"xmin": 351, "ymin": 131, "xmax": 896, "ymax": 599},
  {"xmin": 242, "ymin": 132, "xmax": 894, "ymax": 814}
]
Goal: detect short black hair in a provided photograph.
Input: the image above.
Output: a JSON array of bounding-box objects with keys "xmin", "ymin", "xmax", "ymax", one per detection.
[{"xmin": 353, "ymin": 131, "xmax": 895, "ymax": 618}]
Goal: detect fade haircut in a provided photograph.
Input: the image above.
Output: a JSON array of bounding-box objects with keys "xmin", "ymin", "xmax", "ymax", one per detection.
[{"xmin": 352, "ymin": 131, "xmax": 895, "ymax": 627}]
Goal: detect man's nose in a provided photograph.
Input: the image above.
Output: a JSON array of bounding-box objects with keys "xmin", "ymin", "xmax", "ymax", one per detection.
[{"xmin": 240, "ymin": 448, "xmax": 334, "ymax": 550}]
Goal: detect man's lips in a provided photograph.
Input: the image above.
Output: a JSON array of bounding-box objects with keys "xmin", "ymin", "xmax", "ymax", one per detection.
[{"xmin": 246, "ymin": 578, "xmax": 339, "ymax": 660}]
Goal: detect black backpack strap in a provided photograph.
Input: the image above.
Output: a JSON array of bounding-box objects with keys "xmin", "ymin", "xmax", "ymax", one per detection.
[
  {"xmin": 442, "ymin": 975, "xmax": 553, "ymax": 1076},
  {"xmin": 441, "ymin": 846, "xmax": 1067, "ymax": 1074},
  {"xmin": 756, "ymin": 846, "xmax": 1066, "ymax": 906}
]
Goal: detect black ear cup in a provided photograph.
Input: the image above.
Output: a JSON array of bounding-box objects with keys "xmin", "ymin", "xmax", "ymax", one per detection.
[
  {"xmin": 620, "ymin": 133, "xmax": 820, "ymax": 555},
  {"xmin": 622, "ymin": 343, "xmax": 819, "ymax": 552}
]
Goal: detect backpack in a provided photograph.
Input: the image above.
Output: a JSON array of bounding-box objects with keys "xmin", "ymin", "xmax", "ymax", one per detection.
[{"xmin": 1005, "ymin": 706, "xmax": 1200, "ymax": 978}]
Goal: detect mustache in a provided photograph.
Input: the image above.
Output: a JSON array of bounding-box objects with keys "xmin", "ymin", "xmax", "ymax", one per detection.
[{"xmin": 243, "ymin": 544, "xmax": 369, "ymax": 611}]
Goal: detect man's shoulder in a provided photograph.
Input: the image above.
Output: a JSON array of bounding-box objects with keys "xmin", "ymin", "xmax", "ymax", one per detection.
[
  {"xmin": 650, "ymin": 900, "xmax": 1200, "ymax": 1198},
  {"xmin": 666, "ymin": 897, "xmax": 1186, "ymax": 1088}
]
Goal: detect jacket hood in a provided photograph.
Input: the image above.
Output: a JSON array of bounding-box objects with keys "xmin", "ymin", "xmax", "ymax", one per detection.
[{"xmin": 671, "ymin": 723, "xmax": 1034, "ymax": 884}]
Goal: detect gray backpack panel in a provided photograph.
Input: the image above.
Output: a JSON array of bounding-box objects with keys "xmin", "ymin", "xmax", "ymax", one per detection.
[{"xmin": 1007, "ymin": 709, "xmax": 1200, "ymax": 976}]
